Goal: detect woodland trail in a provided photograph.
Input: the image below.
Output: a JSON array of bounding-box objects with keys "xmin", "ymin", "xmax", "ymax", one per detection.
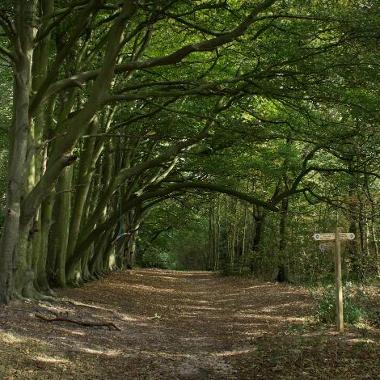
[{"xmin": 0, "ymin": 269, "xmax": 379, "ymax": 379}]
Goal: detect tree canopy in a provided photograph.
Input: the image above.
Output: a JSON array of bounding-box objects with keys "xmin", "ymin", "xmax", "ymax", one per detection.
[{"xmin": 0, "ymin": 0, "xmax": 379, "ymax": 302}]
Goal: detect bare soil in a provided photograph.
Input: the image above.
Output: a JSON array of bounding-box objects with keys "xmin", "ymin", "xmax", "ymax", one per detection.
[{"xmin": 0, "ymin": 269, "xmax": 379, "ymax": 379}]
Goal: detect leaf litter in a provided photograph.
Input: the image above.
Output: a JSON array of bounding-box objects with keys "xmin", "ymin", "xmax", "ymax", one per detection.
[{"xmin": 0, "ymin": 269, "xmax": 379, "ymax": 379}]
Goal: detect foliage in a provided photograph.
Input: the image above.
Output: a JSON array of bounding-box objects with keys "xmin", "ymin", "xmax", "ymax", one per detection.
[
  {"xmin": 138, "ymin": 198, "xmax": 209, "ymax": 270},
  {"xmin": 138, "ymin": 247, "xmax": 176, "ymax": 270},
  {"xmin": 314, "ymin": 283, "xmax": 368, "ymax": 325},
  {"xmin": 0, "ymin": 0, "xmax": 379, "ymax": 302}
]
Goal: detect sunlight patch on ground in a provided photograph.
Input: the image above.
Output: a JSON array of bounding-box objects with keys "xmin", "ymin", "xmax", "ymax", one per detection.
[
  {"xmin": 347, "ymin": 338, "xmax": 377, "ymax": 345},
  {"xmin": 129, "ymin": 284, "xmax": 175, "ymax": 293},
  {"xmin": 236, "ymin": 313, "xmax": 308, "ymax": 323},
  {"xmin": 137, "ymin": 350, "xmax": 193, "ymax": 359},
  {"xmin": 0, "ymin": 331, "xmax": 24, "ymax": 344},
  {"xmin": 119, "ymin": 314, "xmax": 142, "ymax": 322},
  {"xmin": 215, "ymin": 348, "xmax": 256, "ymax": 357},
  {"xmin": 242, "ymin": 331, "xmax": 269, "ymax": 337},
  {"xmin": 182, "ymin": 305, "xmax": 223, "ymax": 311},
  {"xmin": 176, "ymin": 291, "xmax": 210, "ymax": 297},
  {"xmin": 58, "ymin": 328, "xmax": 86, "ymax": 336},
  {"xmin": 34, "ymin": 355, "xmax": 70, "ymax": 364},
  {"xmin": 138, "ymin": 275, "xmax": 180, "ymax": 282},
  {"xmin": 79, "ymin": 346, "xmax": 121, "ymax": 356},
  {"xmin": 181, "ymin": 312, "xmax": 201, "ymax": 317},
  {"xmin": 244, "ymin": 284, "xmax": 274, "ymax": 290},
  {"xmin": 61, "ymin": 299, "xmax": 118, "ymax": 314},
  {"xmin": 215, "ymin": 297, "xmax": 243, "ymax": 303},
  {"xmin": 181, "ymin": 336, "xmax": 209, "ymax": 342}
]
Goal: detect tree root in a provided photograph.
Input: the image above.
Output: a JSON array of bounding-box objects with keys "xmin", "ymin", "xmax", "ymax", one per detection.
[
  {"xmin": 36, "ymin": 293, "xmax": 56, "ymax": 302},
  {"xmin": 35, "ymin": 312, "xmax": 121, "ymax": 331}
]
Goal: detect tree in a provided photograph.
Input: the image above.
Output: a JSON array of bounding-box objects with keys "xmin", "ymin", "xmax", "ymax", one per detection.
[{"xmin": 0, "ymin": 0, "xmax": 379, "ymax": 302}]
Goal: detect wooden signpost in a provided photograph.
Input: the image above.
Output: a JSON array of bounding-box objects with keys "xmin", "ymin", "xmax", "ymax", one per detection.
[{"xmin": 313, "ymin": 227, "xmax": 355, "ymax": 333}]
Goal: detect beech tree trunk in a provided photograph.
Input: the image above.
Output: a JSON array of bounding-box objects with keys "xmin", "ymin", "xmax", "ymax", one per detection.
[{"xmin": 0, "ymin": 1, "xmax": 37, "ymax": 303}]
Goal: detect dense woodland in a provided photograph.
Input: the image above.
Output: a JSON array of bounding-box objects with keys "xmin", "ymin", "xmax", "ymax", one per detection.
[{"xmin": 0, "ymin": 0, "xmax": 379, "ymax": 304}]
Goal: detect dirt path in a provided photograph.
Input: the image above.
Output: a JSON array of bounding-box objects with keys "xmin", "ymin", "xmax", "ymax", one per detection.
[{"xmin": 0, "ymin": 269, "xmax": 379, "ymax": 379}]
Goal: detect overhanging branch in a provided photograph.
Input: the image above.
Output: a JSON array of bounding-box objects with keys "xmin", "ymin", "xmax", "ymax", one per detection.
[{"xmin": 44, "ymin": 0, "xmax": 278, "ymax": 99}]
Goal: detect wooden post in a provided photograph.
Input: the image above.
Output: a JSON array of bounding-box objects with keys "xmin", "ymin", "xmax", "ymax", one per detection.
[
  {"xmin": 313, "ymin": 229, "xmax": 354, "ymax": 333},
  {"xmin": 335, "ymin": 227, "xmax": 344, "ymax": 332}
]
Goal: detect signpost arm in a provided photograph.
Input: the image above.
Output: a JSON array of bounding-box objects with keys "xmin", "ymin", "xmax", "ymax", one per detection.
[{"xmin": 335, "ymin": 227, "xmax": 344, "ymax": 332}]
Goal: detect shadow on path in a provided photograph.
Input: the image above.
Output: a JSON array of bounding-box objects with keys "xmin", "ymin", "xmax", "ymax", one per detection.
[{"xmin": 0, "ymin": 269, "xmax": 379, "ymax": 379}]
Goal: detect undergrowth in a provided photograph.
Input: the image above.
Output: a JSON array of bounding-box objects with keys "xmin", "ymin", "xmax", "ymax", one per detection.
[{"xmin": 313, "ymin": 283, "xmax": 369, "ymax": 325}]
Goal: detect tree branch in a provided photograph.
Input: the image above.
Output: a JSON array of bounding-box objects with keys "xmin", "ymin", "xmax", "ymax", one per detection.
[
  {"xmin": 142, "ymin": 181, "xmax": 279, "ymax": 212},
  {"xmin": 44, "ymin": 0, "xmax": 278, "ymax": 99}
]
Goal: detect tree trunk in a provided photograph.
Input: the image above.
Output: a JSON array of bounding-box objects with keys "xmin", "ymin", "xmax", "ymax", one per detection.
[
  {"xmin": 250, "ymin": 206, "xmax": 266, "ymax": 275},
  {"xmin": 67, "ymin": 119, "xmax": 101, "ymax": 259},
  {"xmin": 53, "ymin": 167, "xmax": 73, "ymax": 287},
  {"xmin": 277, "ymin": 197, "xmax": 289, "ymax": 282},
  {"xmin": 0, "ymin": 1, "xmax": 37, "ymax": 303}
]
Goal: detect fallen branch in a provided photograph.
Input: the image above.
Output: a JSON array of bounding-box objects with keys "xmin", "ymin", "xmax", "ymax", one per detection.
[{"xmin": 35, "ymin": 313, "xmax": 121, "ymax": 331}]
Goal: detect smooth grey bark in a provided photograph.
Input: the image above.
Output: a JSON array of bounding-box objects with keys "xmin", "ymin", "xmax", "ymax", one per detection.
[
  {"xmin": 67, "ymin": 118, "xmax": 101, "ymax": 259},
  {"xmin": 0, "ymin": 1, "xmax": 37, "ymax": 303},
  {"xmin": 54, "ymin": 166, "xmax": 73, "ymax": 287},
  {"xmin": 20, "ymin": 1, "xmax": 138, "ymax": 230}
]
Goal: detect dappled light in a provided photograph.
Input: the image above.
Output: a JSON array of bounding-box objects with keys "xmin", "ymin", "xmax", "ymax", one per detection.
[
  {"xmin": 214, "ymin": 349, "xmax": 256, "ymax": 357},
  {"xmin": 0, "ymin": 269, "xmax": 379, "ymax": 378},
  {"xmin": 33, "ymin": 355, "xmax": 70, "ymax": 365},
  {"xmin": 0, "ymin": 331, "xmax": 24, "ymax": 344},
  {"xmin": 128, "ymin": 284, "xmax": 176, "ymax": 294}
]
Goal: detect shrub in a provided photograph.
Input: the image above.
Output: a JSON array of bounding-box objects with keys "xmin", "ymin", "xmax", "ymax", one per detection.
[
  {"xmin": 314, "ymin": 283, "xmax": 368, "ymax": 325},
  {"xmin": 138, "ymin": 247, "xmax": 177, "ymax": 269}
]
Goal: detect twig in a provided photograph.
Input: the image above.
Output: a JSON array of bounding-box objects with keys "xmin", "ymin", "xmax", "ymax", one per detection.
[{"xmin": 35, "ymin": 313, "xmax": 121, "ymax": 331}]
